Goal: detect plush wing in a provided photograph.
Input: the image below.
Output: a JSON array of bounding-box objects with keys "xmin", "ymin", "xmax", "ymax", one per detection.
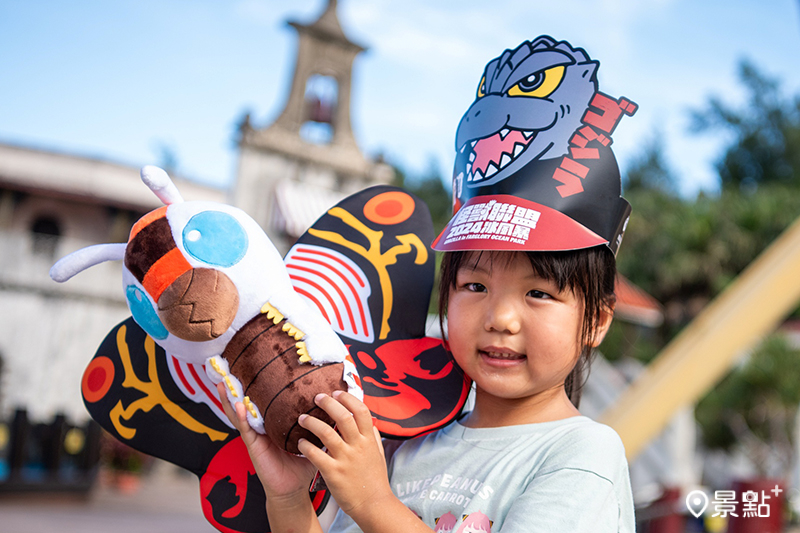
[
  {"xmin": 286, "ymin": 186, "xmax": 470, "ymax": 438},
  {"xmin": 82, "ymin": 318, "xmax": 330, "ymax": 533},
  {"xmin": 80, "ymin": 186, "xmax": 469, "ymax": 533}
]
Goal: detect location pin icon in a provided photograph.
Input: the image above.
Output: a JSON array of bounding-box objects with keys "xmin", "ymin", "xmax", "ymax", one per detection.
[{"xmin": 686, "ymin": 490, "xmax": 709, "ymax": 518}]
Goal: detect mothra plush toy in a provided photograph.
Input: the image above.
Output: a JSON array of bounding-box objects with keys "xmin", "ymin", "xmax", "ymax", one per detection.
[
  {"xmin": 50, "ymin": 166, "xmax": 361, "ymax": 454},
  {"xmin": 52, "ymin": 167, "xmax": 470, "ymax": 531}
]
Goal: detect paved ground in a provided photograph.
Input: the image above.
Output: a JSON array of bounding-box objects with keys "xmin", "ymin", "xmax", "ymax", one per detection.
[{"xmin": 0, "ymin": 461, "xmax": 217, "ymax": 533}]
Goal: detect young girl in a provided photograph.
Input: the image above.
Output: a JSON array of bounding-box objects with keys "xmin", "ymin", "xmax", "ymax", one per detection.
[{"xmin": 220, "ymin": 35, "xmax": 637, "ymax": 533}]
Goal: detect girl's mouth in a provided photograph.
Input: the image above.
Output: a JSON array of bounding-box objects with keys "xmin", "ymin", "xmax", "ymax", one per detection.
[{"xmin": 479, "ymin": 349, "xmax": 526, "ymax": 362}]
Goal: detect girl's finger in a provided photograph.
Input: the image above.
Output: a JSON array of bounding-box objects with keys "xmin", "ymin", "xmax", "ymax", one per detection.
[
  {"xmin": 296, "ymin": 437, "xmax": 332, "ymax": 471},
  {"xmin": 216, "ymin": 383, "xmax": 258, "ymax": 446},
  {"xmin": 298, "ymin": 413, "xmax": 344, "ymax": 452},
  {"xmin": 313, "ymin": 393, "xmax": 361, "ymax": 441},
  {"xmin": 217, "ymin": 382, "xmax": 241, "ymax": 427},
  {"xmin": 332, "ymin": 390, "xmax": 375, "ymax": 436},
  {"xmin": 373, "ymin": 426, "xmax": 385, "ymax": 457}
]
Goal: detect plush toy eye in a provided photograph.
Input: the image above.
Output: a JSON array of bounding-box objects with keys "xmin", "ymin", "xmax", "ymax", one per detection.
[
  {"xmin": 508, "ymin": 66, "xmax": 565, "ymax": 98},
  {"xmin": 477, "ymin": 75, "xmax": 486, "ymax": 98},
  {"xmin": 126, "ymin": 286, "xmax": 168, "ymax": 340},
  {"xmin": 182, "ymin": 211, "xmax": 248, "ymax": 267}
]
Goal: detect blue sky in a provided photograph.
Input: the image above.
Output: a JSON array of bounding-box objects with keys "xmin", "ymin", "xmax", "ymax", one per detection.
[{"xmin": 2, "ymin": 0, "xmax": 800, "ymax": 195}]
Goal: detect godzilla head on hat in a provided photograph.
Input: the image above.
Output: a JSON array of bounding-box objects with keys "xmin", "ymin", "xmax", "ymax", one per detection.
[{"xmin": 432, "ymin": 35, "xmax": 637, "ymax": 256}]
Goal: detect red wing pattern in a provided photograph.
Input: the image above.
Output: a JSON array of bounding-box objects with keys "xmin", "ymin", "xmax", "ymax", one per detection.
[
  {"xmin": 167, "ymin": 354, "xmax": 233, "ymax": 430},
  {"xmin": 285, "ymin": 244, "xmax": 375, "ymax": 343}
]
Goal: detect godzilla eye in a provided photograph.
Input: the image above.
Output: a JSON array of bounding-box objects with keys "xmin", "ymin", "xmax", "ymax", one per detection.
[
  {"xmin": 477, "ymin": 75, "xmax": 486, "ymax": 98},
  {"xmin": 182, "ymin": 211, "xmax": 248, "ymax": 267},
  {"xmin": 508, "ymin": 66, "xmax": 565, "ymax": 98},
  {"xmin": 519, "ymin": 73, "xmax": 544, "ymax": 91}
]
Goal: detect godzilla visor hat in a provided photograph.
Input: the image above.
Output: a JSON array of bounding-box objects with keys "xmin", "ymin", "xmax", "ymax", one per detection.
[{"xmin": 432, "ymin": 35, "xmax": 637, "ymax": 256}]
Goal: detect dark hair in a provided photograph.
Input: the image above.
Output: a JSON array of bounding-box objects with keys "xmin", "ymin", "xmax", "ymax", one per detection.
[{"xmin": 437, "ymin": 247, "xmax": 616, "ymax": 408}]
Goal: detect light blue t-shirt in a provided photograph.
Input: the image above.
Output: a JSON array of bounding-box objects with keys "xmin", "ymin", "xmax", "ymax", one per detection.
[{"xmin": 329, "ymin": 415, "xmax": 635, "ymax": 532}]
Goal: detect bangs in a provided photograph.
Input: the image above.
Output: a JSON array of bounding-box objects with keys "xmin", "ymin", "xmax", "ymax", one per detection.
[{"xmin": 447, "ymin": 249, "xmax": 610, "ymax": 296}]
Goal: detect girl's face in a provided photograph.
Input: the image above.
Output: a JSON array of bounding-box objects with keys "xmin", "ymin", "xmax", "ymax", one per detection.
[{"xmin": 447, "ymin": 252, "xmax": 590, "ymax": 414}]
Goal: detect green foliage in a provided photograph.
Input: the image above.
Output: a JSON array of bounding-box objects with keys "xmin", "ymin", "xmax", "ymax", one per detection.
[
  {"xmin": 695, "ymin": 335, "xmax": 800, "ymax": 475},
  {"xmin": 616, "ymin": 60, "xmax": 800, "ymax": 467},
  {"xmin": 621, "ymin": 183, "xmax": 800, "ymax": 321},
  {"xmin": 599, "ymin": 321, "xmax": 661, "ymax": 363},
  {"xmin": 619, "ymin": 68, "xmax": 800, "ymax": 342},
  {"xmin": 691, "ymin": 60, "xmax": 800, "ymax": 191}
]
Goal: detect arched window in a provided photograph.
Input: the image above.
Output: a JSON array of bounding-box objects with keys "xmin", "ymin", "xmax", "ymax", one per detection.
[
  {"xmin": 301, "ymin": 74, "xmax": 338, "ymax": 144},
  {"xmin": 30, "ymin": 216, "xmax": 61, "ymax": 257}
]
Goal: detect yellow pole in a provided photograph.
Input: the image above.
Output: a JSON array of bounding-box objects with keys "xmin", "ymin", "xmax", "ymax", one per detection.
[{"xmin": 601, "ymin": 214, "xmax": 800, "ymax": 460}]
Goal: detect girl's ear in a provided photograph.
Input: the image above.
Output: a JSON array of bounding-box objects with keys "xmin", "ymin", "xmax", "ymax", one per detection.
[{"xmin": 591, "ymin": 302, "xmax": 615, "ymax": 348}]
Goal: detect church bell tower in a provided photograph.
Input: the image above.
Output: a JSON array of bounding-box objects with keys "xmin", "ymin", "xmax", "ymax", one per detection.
[{"xmin": 234, "ymin": 0, "xmax": 392, "ymax": 254}]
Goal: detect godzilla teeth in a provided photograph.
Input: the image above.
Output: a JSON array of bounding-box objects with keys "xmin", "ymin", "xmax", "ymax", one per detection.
[
  {"xmin": 522, "ymin": 130, "xmax": 534, "ymax": 139},
  {"xmin": 499, "ymin": 128, "xmax": 510, "ymax": 139},
  {"xmin": 466, "ymin": 135, "xmax": 534, "ymax": 181},
  {"xmin": 471, "ymin": 140, "xmax": 477, "ymax": 148}
]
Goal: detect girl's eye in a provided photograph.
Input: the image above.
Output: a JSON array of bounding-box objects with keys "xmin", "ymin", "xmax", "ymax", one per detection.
[
  {"xmin": 528, "ymin": 289, "xmax": 552, "ymax": 299},
  {"xmin": 464, "ymin": 282, "xmax": 487, "ymax": 292}
]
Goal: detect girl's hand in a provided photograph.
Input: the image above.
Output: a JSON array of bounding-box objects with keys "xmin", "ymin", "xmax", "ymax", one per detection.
[
  {"xmin": 216, "ymin": 382, "xmax": 317, "ymax": 500},
  {"xmin": 298, "ymin": 391, "xmax": 394, "ymax": 517}
]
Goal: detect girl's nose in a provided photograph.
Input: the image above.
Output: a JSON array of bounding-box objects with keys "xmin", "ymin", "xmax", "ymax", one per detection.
[{"xmin": 484, "ymin": 298, "xmax": 522, "ymax": 334}]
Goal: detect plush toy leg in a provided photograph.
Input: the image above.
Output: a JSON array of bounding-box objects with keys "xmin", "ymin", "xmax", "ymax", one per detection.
[
  {"xmin": 206, "ymin": 355, "xmax": 266, "ymax": 434},
  {"xmin": 242, "ymin": 396, "xmax": 265, "ymax": 433}
]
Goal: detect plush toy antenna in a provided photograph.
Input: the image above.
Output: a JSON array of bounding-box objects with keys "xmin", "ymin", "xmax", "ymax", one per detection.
[
  {"xmin": 49, "ymin": 243, "xmax": 128, "ymax": 282},
  {"xmin": 141, "ymin": 165, "xmax": 184, "ymax": 205}
]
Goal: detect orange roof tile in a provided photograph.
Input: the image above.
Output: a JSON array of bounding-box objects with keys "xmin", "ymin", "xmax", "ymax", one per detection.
[{"xmin": 615, "ymin": 274, "xmax": 663, "ymax": 327}]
